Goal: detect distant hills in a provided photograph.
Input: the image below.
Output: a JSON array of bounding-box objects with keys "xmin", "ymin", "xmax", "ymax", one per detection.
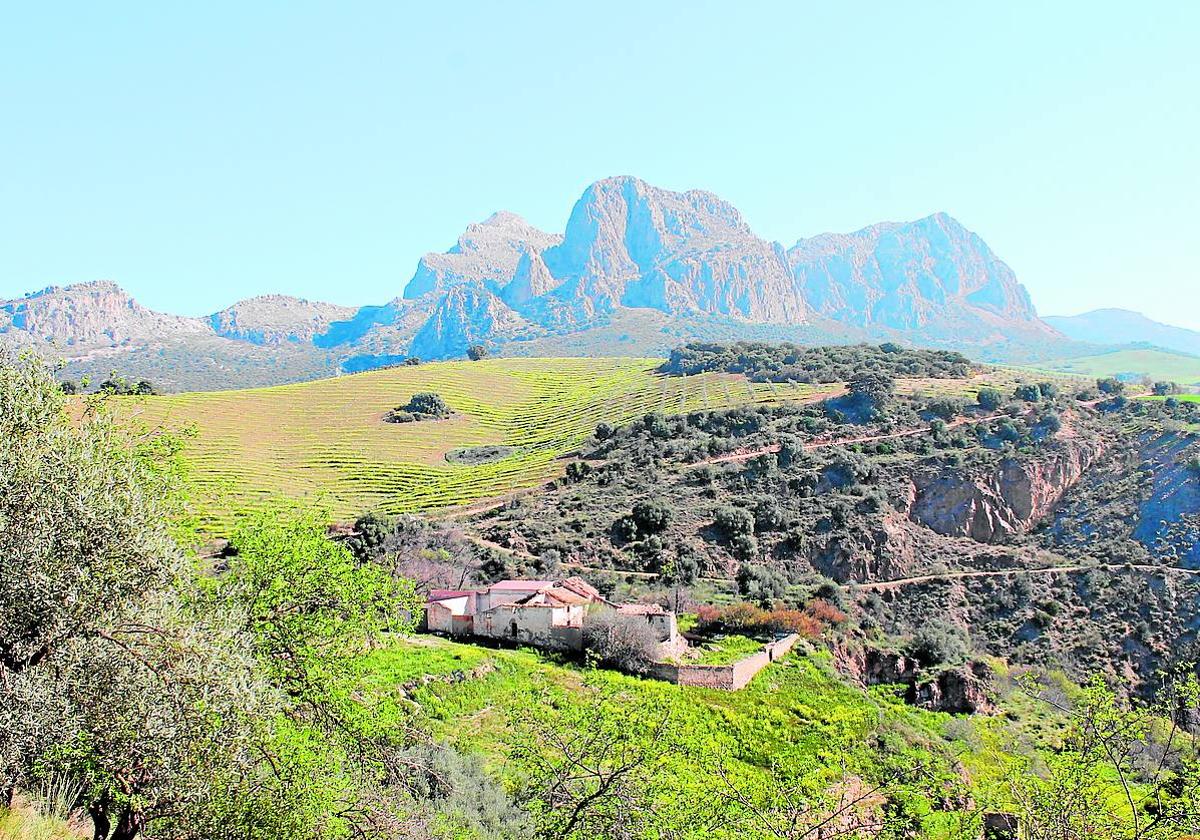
[
  {"xmin": 1044, "ymin": 309, "xmax": 1200, "ymax": 358},
  {"xmin": 0, "ymin": 175, "xmax": 1113, "ymax": 391}
]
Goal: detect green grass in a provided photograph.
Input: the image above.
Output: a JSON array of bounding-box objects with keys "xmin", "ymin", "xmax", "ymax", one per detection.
[
  {"xmin": 0, "ymin": 807, "xmax": 81, "ymax": 840},
  {"xmin": 351, "ymin": 635, "xmax": 1043, "ymax": 838},
  {"xmin": 689, "ymin": 634, "xmax": 764, "ymax": 665},
  {"xmin": 1140, "ymin": 393, "xmax": 1200, "ymax": 403},
  {"xmin": 1037, "ymin": 348, "xmax": 1200, "ymax": 384},
  {"xmin": 126, "ymin": 356, "xmax": 1064, "ymax": 533},
  {"xmin": 130, "ymin": 357, "xmax": 829, "ymax": 531}
]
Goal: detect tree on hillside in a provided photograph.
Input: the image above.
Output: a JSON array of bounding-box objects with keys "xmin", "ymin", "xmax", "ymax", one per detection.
[
  {"xmin": 0, "ymin": 352, "xmax": 463, "ymax": 840},
  {"xmin": 846, "ymin": 371, "xmax": 896, "ymax": 418},
  {"xmin": 0, "ymin": 352, "xmax": 255, "ymax": 838},
  {"xmin": 467, "ymin": 344, "xmax": 489, "ymax": 361},
  {"xmin": 1097, "ymin": 377, "xmax": 1125, "ymax": 395},
  {"xmin": 582, "ymin": 610, "xmax": 661, "ymax": 675},
  {"xmin": 512, "ymin": 691, "xmax": 679, "ymax": 839},
  {"xmin": 977, "ymin": 386, "xmax": 1004, "ymax": 411},
  {"xmin": 1003, "ymin": 673, "xmax": 1200, "ymax": 839}
]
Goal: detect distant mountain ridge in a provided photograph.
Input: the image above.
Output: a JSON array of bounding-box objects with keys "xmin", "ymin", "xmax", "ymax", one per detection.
[
  {"xmin": 1045, "ymin": 309, "xmax": 1200, "ymax": 357},
  {"xmin": 2, "ymin": 175, "xmax": 1074, "ymax": 390}
]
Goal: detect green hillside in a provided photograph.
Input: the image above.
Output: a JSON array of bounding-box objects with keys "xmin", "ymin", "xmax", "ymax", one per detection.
[
  {"xmin": 1038, "ymin": 348, "xmax": 1200, "ymax": 384},
  {"xmin": 353, "ymin": 635, "xmax": 1033, "ymax": 838},
  {"xmin": 128, "ymin": 355, "xmax": 1102, "ymax": 533},
  {"xmin": 132, "ymin": 358, "xmax": 830, "ymax": 531}
]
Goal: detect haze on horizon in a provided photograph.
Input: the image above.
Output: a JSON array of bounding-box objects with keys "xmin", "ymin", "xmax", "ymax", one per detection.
[{"xmin": 1, "ymin": 2, "xmax": 1197, "ymax": 329}]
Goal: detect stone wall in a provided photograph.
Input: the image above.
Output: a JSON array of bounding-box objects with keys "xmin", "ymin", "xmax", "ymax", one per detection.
[{"xmin": 651, "ymin": 634, "xmax": 801, "ymax": 691}]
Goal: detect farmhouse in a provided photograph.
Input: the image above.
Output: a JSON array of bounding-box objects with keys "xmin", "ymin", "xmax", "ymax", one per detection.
[{"xmin": 424, "ymin": 576, "xmax": 680, "ymax": 654}]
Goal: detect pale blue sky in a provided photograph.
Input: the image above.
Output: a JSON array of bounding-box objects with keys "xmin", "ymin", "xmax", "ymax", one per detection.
[{"xmin": 2, "ymin": 2, "xmax": 1197, "ymax": 327}]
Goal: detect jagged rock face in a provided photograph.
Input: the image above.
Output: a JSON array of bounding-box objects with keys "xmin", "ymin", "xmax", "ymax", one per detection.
[
  {"xmin": 403, "ymin": 211, "xmax": 562, "ymax": 300},
  {"xmin": 408, "ymin": 281, "xmax": 527, "ymax": 360},
  {"xmin": 3, "ymin": 176, "xmax": 1066, "ymax": 376},
  {"xmin": 909, "ymin": 439, "xmax": 1107, "ymax": 543},
  {"xmin": 1, "ymin": 281, "xmax": 207, "ymax": 347},
  {"xmin": 788, "ymin": 213, "xmax": 1048, "ymax": 336},
  {"xmin": 831, "ymin": 642, "xmax": 996, "ymax": 714},
  {"xmin": 209, "ymin": 295, "xmax": 356, "ymax": 345},
  {"xmin": 542, "ymin": 176, "xmax": 808, "ymax": 323}
]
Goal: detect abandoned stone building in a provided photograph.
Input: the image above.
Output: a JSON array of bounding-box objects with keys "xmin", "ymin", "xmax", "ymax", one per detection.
[{"xmin": 424, "ymin": 576, "xmax": 680, "ymax": 655}]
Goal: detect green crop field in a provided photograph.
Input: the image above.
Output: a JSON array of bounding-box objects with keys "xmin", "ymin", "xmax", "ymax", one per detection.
[
  {"xmin": 131, "ymin": 357, "xmax": 833, "ymax": 532},
  {"xmin": 1038, "ymin": 348, "xmax": 1200, "ymax": 385}
]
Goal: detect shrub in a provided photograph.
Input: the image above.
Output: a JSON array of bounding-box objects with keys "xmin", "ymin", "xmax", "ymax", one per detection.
[
  {"xmin": 1097, "ymin": 377, "xmax": 1125, "ymax": 395},
  {"xmin": 583, "ymin": 609, "xmax": 662, "ymax": 674},
  {"xmin": 976, "ymin": 386, "xmax": 1003, "ymax": 411},
  {"xmin": 714, "ymin": 505, "xmax": 755, "ymax": 537},
  {"xmin": 736, "ymin": 563, "xmax": 785, "ymax": 606},
  {"xmin": 631, "ymin": 500, "xmax": 671, "ymax": 534},
  {"xmin": 694, "ymin": 599, "xmax": 846, "ymax": 638},
  {"xmin": 466, "ymin": 344, "xmax": 489, "ymax": 361},
  {"xmin": 906, "ymin": 621, "xmax": 969, "ymax": 668},
  {"xmin": 407, "ymin": 392, "xmax": 449, "ymax": 416},
  {"xmin": 1013, "ymin": 383, "xmax": 1042, "ymax": 402},
  {"xmin": 386, "ymin": 392, "xmax": 450, "ymax": 422}
]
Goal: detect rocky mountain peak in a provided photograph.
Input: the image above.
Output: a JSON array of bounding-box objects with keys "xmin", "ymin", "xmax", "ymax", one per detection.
[
  {"xmin": 209, "ymin": 295, "xmax": 356, "ymax": 346},
  {"xmin": 787, "ymin": 212, "xmax": 1045, "ymax": 337},
  {"xmin": 541, "ymin": 176, "xmax": 806, "ymax": 322},
  {"xmin": 402, "ymin": 211, "xmax": 561, "ymax": 300},
  {"xmin": 1, "ymin": 281, "xmax": 207, "ymax": 347},
  {"xmin": 408, "ymin": 281, "xmax": 527, "ymax": 360}
]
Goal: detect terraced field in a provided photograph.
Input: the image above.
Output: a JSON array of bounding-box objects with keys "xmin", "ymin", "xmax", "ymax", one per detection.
[{"xmin": 131, "ymin": 358, "xmax": 829, "ymax": 532}]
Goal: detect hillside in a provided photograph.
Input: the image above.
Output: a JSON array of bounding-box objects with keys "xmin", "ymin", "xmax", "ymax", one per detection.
[
  {"xmin": 430, "ymin": 349, "xmax": 1200, "ymax": 689},
  {"xmin": 347, "ymin": 633, "xmax": 1075, "ymax": 839},
  {"xmin": 2, "ymin": 177, "xmax": 1083, "ymax": 392},
  {"xmin": 1046, "ymin": 309, "xmax": 1200, "ymax": 356},
  {"xmin": 133, "ymin": 357, "xmax": 829, "ymax": 531},
  {"xmin": 1038, "ymin": 348, "xmax": 1200, "ymax": 386}
]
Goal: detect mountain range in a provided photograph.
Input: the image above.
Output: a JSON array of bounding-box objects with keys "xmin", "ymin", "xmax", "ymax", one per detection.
[
  {"xmin": 0, "ymin": 175, "xmax": 1133, "ymax": 391},
  {"xmin": 1045, "ymin": 309, "xmax": 1200, "ymax": 358}
]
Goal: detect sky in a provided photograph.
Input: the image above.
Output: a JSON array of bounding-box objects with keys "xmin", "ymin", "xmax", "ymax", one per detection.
[{"xmin": 2, "ymin": 2, "xmax": 1198, "ymax": 328}]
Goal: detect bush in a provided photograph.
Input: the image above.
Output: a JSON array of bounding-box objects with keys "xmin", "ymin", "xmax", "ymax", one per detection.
[
  {"xmin": 694, "ymin": 599, "xmax": 846, "ymax": 638},
  {"xmin": 386, "ymin": 392, "xmax": 450, "ymax": 423},
  {"xmin": 714, "ymin": 505, "xmax": 755, "ymax": 537},
  {"xmin": 467, "ymin": 344, "xmax": 489, "ymax": 361},
  {"xmin": 583, "ymin": 610, "xmax": 662, "ymax": 674},
  {"xmin": 1013, "ymin": 383, "xmax": 1042, "ymax": 402},
  {"xmin": 1097, "ymin": 377, "xmax": 1125, "ymax": 395},
  {"xmin": 631, "ymin": 500, "xmax": 671, "ymax": 534},
  {"xmin": 906, "ymin": 621, "xmax": 969, "ymax": 668},
  {"xmin": 736, "ymin": 563, "xmax": 785, "ymax": 606},
  {"xmin": 976, "ymin": 386, "xmax": 1003, "ymax": 411}
]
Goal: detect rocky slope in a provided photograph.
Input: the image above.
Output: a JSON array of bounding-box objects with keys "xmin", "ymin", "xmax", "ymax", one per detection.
[
  {"xmin": 1, "ymin": 281, "xmax": 208, "ymax": 346},
  {"xmin": 908, "ymin": 435, "xmax": 1108, "ymax": 543},
  {"xmin": 209, "ymin": 295, "xmax": 355, "ymax": 345},
  {"xmin": 788, "ymin": 213, "xmax": 1048, "ymax": 340}
]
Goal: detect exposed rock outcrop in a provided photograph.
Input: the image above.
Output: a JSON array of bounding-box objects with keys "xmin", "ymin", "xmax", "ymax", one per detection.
[
  {"xmin": 3, "ymin": 176, "xmax": 1072, "ymax": 379},
  {"xmin": 403, "ymin": 211, "xmax": 562, "ymax": 301},
  {"xmin": 210, "ymin": 295, "xmax": 356, "ymax": 345},
  {"xmin": 1, "ymin": 281, "xmax": 208, "ymax": 346},
  {"xmin": 788, "ymin": 213, "xmax": 1051, "ymax": 340},
  {"xmin": 909, "ymin": 438, "xmax": 1107, "ymax": 543},
  {"xmin": 832, "ymin": 642, "xmax": 996, "ymax": 714},
  {"xmin": 407, "ymin": 281, "xmax": 528, "ymax": 360}
]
